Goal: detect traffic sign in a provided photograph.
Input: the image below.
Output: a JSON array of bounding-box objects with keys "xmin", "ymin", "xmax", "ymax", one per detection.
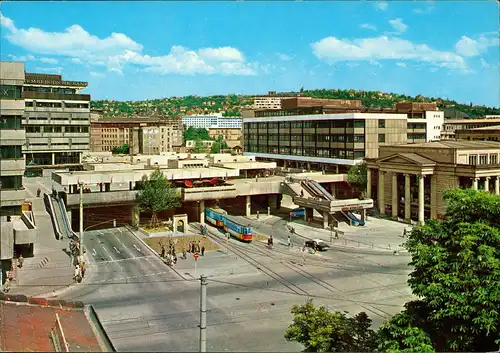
[{"xmin": 193, "ymin": 253, "xmax": 199, "ymax": 260}]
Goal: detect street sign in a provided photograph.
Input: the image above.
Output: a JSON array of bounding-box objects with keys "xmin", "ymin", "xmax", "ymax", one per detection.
[{"xmin": 193, "ymin": 253, "xmax": 199, "ymax": 260}]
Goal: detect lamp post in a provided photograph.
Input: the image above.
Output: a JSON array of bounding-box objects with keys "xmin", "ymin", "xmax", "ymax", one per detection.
[{"xmin": 79, "ymin": 181, "xmax": 84, "ymax": 259}]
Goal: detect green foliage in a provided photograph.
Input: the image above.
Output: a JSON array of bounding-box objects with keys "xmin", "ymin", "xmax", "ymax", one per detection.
[
  {"xmin": 193, "ymin": 139, "xmax": 207, "ymax": 153},
  {"xmin": 111, "ymin": 144, "xmax": 129, "ymax": 154},
  {"xmin": 379, "ymin": 189, "xmax": 500, "ymax": 352},
  {"xmin": 210, "ymin": 136, "xmax": 229, "ymax": 154},
  {"xmin": 284, "ymin": 300, "xmax": 377, "ymax": 352},
  {"xmin": 347, "ymin": 162, "xmax": 367, "ymax": 192},
  {"xmin": 136, "ymin": 170, "xmax": 181, "ymax": 227},
  {"xmin": 184, "ymin": 127, "xmax": 212, "ymax": 141}
]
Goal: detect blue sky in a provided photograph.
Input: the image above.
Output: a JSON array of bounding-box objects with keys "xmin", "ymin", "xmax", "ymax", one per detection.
[{"xmin": 1, "ymin": 1, "xmax": 499, "ymax": 107}]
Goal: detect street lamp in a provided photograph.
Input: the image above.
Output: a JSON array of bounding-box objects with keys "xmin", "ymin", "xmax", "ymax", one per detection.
[{"xmin": 79, "ymin": 181, "xmax": 84, "ymax": 259}]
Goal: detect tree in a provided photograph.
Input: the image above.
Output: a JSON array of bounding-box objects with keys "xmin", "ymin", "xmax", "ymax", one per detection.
[
  {"xmin": 210, "ymin": 136, "xmax": 229, "ymax": 154},
  {"xmin": 193, "ymin": 138, "xmax": 207, "ymax": 153},
  {"xmin": 347, "ymin": 162, "xmax": 368, "ymax": 194},
  {"xmin": 378, "ymin": 189, "xmax": 500, "ymax": 352},
  {"xmin": 136, "ymin": 170, "xmax": 181, "ymax": 228},
  {"xmin": 285, "ymin": 300, "xmax": 377, "ymax": 352},
  {"xmin": 111, "ymin": 144, "xmax": 129, "ymax": 154},
  {"xmin": 184, "ymin": 127, "xmax": 212, "ymax": 141}
]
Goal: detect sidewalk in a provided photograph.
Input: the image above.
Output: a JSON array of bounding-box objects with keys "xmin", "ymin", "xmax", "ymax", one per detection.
[
  {"xmin": 7, "ymin": 193, "xmax": 76, "ymax": 298},
  {"xmin": 289, "ymin": 217, "xmax": 410, "ymax": 253}
]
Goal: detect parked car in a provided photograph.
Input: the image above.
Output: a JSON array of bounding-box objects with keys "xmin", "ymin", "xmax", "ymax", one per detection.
[{"xmin": 305, "ymin": 239, "xmax": 330, "ymax": 252}]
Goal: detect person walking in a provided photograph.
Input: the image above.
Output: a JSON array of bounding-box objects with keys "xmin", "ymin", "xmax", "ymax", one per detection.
[
  {"xmin": 81, "ymin": 262, "xmax": 86, "ymax": 278},
  {"xmin": 3, "ymin": 278, "xmax": 10, "ymax": 293},
  {"xmin": 36, "ymin": 188, "xmax": 41, "ymax": 197},
  {"xmin": 74, "ymin": 265, "xmax": 80, "ymax": 283},
  {"xmin": 161, "ymin": 245, "xmax": 166, "ymax": 258},
  {"xmin": 18, "ymin": 254, "xmax": 24, "ymax": 269},
  {"xmin": 182, "ymin": 248, "xmax": 187, "ymax": 260},
  {"xmin": 287, "ymin": 236, "xmax": 291, "ymax": 249},
  {"xmin": 187, "ymin": 241, "xmax": 192, "ymax": 253},
  {"xmin": 201, "ymin": 246, "xmax": 205, "ymax": 256}
]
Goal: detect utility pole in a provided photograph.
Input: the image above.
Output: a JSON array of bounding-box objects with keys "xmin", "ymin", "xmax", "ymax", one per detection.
[
  {"xmin": 79, "ymin": 181, "xmax": 84, "ymax": 259},
  {"xmin": 199, "ymin": 275, "xmax": 207, "ymax": 352}
]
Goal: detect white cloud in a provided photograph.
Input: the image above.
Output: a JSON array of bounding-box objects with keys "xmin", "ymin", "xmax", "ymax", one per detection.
[
  {"xmin": 7, "ymin": 54, "xmax": 35, "ymax": 61},
  {"xmin": 360, "ymin": 23, "xmax": 377, "ymax": 31},
  {"xmin": 0, "ymin": 11, "xmax": 258, "ymax": 76},
  {"xmin": 39, "ymin": 57, "xmax": 58, "ymax": 64},
  {"xmin": 396, "ymin": 62, "xmax": 407, "ymax": 68},
  {"xmin": 346, "ymin": 62, "xmax": 359, "ymax": 68},
  {"xmin": 480, "ymin": 58, "xmax": 490, "ymax": 68},
  {"xmin": 90, "ymin": 71, "xmax": 105, "ymax": 78},
  {"xmin": 389, "ymin": 18, "xmax": 408, "ymax": 33},
  {"xmin": 276, "ymin": 53, "xmax": 293, "ymax": 61},
  {"xmin": 375, "ymin": 2, "xmax": 388, "ymax": 11},
  {"xmin": 35, "ymin": 67, "xmax": 62, "ymax": 74},
  {"xmin": 311, "ymin": 35, "xmax": 467, "ymax": 70},
  {"xmin": 369, "ymin": 60, "xmax": 382, "ymax": 67},
  {"xmin": 455, "ymin": 34, "xmax": 499, "ymax": 57}
]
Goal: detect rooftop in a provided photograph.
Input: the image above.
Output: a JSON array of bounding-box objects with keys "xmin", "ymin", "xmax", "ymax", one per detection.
[
  {"xmin": 0, "ymin": 299, "xmax": 109, "ymax": 352},
  {"xmin": 444, "ymin": 118, "xmax": 500, "ymax": 124},
  {"xmin": 464, "ymin": 125, "xmax": 500, "ymax": 131},
  {"xmin": 386, "ymin": 140, "xmax": 500, "ymax": 150}
]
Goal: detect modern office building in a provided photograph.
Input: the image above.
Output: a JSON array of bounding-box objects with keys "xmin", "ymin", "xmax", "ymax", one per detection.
[
  {"xmin": 22, "ymin": 72, "xmax": 90, "ymax": 173},
  {"xmin": 366, "ymin": 140, "xmax": 500, "ymax": 224},
  {"xmin": 455, "ymin": 125, "xmax": 500, "ymax": 142},
  {"xmin": 441, "ymin": 117, "xmax": 500, "ymax": 139},
  {"xmin": 243, "ymin": 112, "xmax": 408, "ymax": 172},
  {"xmin": 0, "ymin": 62, "xmax": 27, "ymax": 214},
  {"xmin": 395, "ymin": 102, "xmax": 444, "ymax": 142},
  {"xmin": 90, "ymin": 117, "xmax": 183, "ymax": 154},
  {"xmin": 182, "ymin": 113, "xmax": 242, "ymax": 129}
]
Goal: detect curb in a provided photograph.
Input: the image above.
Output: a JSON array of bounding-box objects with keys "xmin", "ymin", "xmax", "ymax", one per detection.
[
  {"xmin": 0, "ymin": 292, "xmax": 84, "ymax": 308},
  {"xmin": 127, "ymin": 227, "xmax": 188, "ymax": 280}
]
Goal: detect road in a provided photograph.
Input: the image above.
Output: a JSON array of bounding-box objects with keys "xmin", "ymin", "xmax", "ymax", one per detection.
[{"xmin": 56, "ymin": 221, "xmax": 413, "ymax": 352}]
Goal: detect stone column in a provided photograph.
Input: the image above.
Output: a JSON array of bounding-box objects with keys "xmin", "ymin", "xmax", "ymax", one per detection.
[
  {"xmin": 322, "ymin": 211, "xmax": 329, "ymax": 229},
  {"xmin": 245, "ymin": 195, "xmax": 251, "ymax": 217},
  {"xmin": 404, "ymin": 174, "xmax": 411, "ymax": 223},
  {"xmin": 360, "ymin": 209, "xmax": 366, "ymax": 222},
  {"xmin": 200, "ymin": 200, "xmax": 205, "ymax": 225},
  {"xmin": 430, "ymin": 175, "xmax": 437, "ymax": 220},
  {"xmin": 52, "ymin": 153, "xmax": 56, "ymax": 165},
  {"xmin": 495, "ymin": 177, "xmax": 500, "ymax": 195},
  {"xmin": 472, "ymin": 177, "xmax": 479, "ymax": 190},
  {"xmin": 484, "ymin": 177, "xmax": 490, "ymax": 192},
  {"xmin": 78, "ymin": 152, "xmax": 82, "ymax": 164},
  {"xmin": 366, "ymin": 168, "xmax": 372, "ymax": 199},
  {"xmin": 392, "ymin": 172, "xmax": 398, "ymax": 220},
  {"xmin": 418, "ymin": 175, "xmax": 425, "ymax": 224},
  {"xmin": 378, "ymin": 171, "xmax": 385, "ymax": 215}
]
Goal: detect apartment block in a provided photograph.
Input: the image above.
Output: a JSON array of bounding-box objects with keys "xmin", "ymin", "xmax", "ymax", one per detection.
[
  {"xmin": 243, "ymin": 112, "xmax": 408, "ymax": 172},
  {"xmin": 441, "ymin": 118, "xmax": 500, "ymax": 139},
  {"xmin": 0, "ymin": 62, "xmax": 27, "ymax": 213},
  {"xmin": 90, "ymin": 117, "xmax": 183, "ymax": 154},
  {"xmin": 366, "ymin": 140, "xmax": 500, "ymax": 224},
  {"xmin": 208, "ymin": 128, "xmax": 242, "ymax": 149},
  {"xmin": 182, "ymin": 113, "xmax": 242, "ymax": 129},
  {"xmin": 22, "ymin": 72, "xmax": 90, "ymax": 172}
]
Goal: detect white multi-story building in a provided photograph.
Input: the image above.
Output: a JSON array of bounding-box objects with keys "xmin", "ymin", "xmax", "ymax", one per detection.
[
  {"xmin": 22, "ymin": 72, "xmax": 90, "ymax": 171},
  {"xmin": 183, "ymin": 113, "xmax": 242, "ymax": 129}
]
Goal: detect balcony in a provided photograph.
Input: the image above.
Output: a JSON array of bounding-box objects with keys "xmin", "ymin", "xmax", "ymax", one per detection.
[
  {"xmin": 0, "ymin": 189, "xmax": 28, "ymax": 207},
  {"xmin": 66, "ymin": 190, "xmax": 139, "ymax": 207},
  {"xmin": 23, "ymin": 144, "xmax": 90, "ymax": 151},
  {"xmin": 0, "ymin": 129, "xmax": 26, "ymax": 145},
  {"xmin": 24, "ymin": 107, "xmax": 89, "ymax": 113},
  {"xmin": 182, "ymin": 185, "xmax": 238, "ymax": 201},
  {"xmin": 0, "ymin": 100, "xmax": 25, "ymax": 112},
  {"xmin": 0, "ymin": 159, "xmax": 26, "ymax": 175},
  {"xmin": 22, "ymin": 91, "xmax": 91, "ymax": 101},
  {"xmin": 292, "ymin": 196, "xmax": 374, "ymax": 213}
]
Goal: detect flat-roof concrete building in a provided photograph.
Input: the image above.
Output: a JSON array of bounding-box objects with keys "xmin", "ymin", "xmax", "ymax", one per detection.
[
  {"xmin": 441, "ymin": 118, "xmax": 500, "ymax": 140},
  {"xmin": 366, "ymin": 140, "xmax": 500, "ymax": 224},
  {"xmin": 455, "ymin": 125, "xmax": 500, "ymax": 142}
]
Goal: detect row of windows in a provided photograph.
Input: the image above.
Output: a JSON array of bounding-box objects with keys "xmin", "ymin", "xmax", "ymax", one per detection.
[
  {"xmin": 245, "ymin": 120, "xmax": 369, "ymax": 130},
  {"xmin": 0, "ymin": 146, "xmax": 22, "ymax": 159},
  {"xmin": 25, "ymin": 101, "xmax": 89, "ymax": 109},
  {"xmin": 24, "ymin": 87, "xmax": 77, "ymax": 95},
  {"xmin": 252, "ymin": 133, "xmax": 368, "ymax": 143},
  {"xmin": 407, "ymin": 133, "xmax": 426, "ymax": 140},
  {"xmin": 26, "ymin": 125, "xmax": 89, "ymax": 133},
  {"xmin": 0, "ymin": 85, "xmax": 22, "ymax": 99},
  {"xmin": 469, "ymin": 154, "xmax": 498, "ymax": 165},
  {"xmin": 245, "ymin": 145, "xmax": 366, "ymax": 159},
  {"xmin": 0, "ymin": 176, "xmax": 22, "ymax": 189}
]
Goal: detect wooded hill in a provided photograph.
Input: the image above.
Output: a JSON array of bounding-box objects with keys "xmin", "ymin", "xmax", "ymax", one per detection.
[{"xmin": 90, "ymin": 89, "xmax": 500, "ymax": 119}]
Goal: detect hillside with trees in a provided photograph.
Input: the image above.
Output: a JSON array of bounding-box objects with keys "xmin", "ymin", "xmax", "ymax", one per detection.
[{"xmin": 90, "ymin": 89, "xmax": 500, "ymax": 119}]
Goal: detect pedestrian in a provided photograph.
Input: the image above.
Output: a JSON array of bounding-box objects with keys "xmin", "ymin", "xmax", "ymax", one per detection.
[
  {"xmin": 81, "ymin": 262, "xmax": 86, "ymax": 278},
  {"xmin": 403, "ymin": 229, "xmax": 407, "ymax": 237},
  {"xmin": 287, "ymin": 236, "xmax": 291, "ymax": 249},
  {"xmin": 201, "ymin": 246, "xmax": 205, "ymax": 256},
  {"xmin": 36, "ymin": 188, "xmax": 41, "ymax": 197},
  {"xmin": 335, "ymin": 229, "xmax": 339, "ymax": 239},
  {"xmin": 74, "ymin": 265, "xmax": 80, "ymax": 283},
  {"xmin": 18, "ymin": 254, "xmax": 24, "ymax": 269},
  {"xmin": 182, "ymin": 248, "xmax": 187, "ymax": 260},
  {"xmin": 300, "ymin": 189, "xmax": 304, "ymax": 197},
  {"xmin": 187, "ymin": 242, "xmax": 192, "ymax": 253},
  {"xmin": 161, "ymin": 245, "xmax": 166, "ymax": 258},
  {"xmin": 3, "ymin": 278, "xmax": 10, "ymax": 293}
]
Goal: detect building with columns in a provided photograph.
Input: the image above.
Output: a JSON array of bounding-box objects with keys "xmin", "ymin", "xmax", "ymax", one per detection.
[{"xmin": 366, "ymin": 140, "xmax": 500, "ymax": 224}]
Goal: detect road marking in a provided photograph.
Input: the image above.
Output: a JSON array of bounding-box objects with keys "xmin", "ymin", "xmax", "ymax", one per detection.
[
  {"xmin": 92, "ymin": 249, "xmax": 97, "ymax": 256},
  {"xmin": 113, "ymin": 246, "xmax": 121, "ymax": 254},
  {"xmin": 96, "ymin": 230, "xmax": 104, "ymax": 235},
  {"xmin": 25, "ymin": 187, "xmax": 36, "ymax": 198},
  {"xmin": 133, "ymin": 245, "xmax": 142, "ymax": 253},
  {"xmin": 93, "ymin": 255, "xmax": 155, "ymax": 264},
  {"xmin": 117, "ymin": 228, "xmax": 122, "ymax": 233},
  {"xmin": 101, "ymin": 246, "xmax": 115, "ymax": 261},
  {"xmin": 114, "ymin": 236, "xmax": 136, "ymax": 259}
]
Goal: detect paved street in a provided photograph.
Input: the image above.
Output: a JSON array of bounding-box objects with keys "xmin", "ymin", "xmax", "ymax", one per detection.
[{"xmin": 55, "ymin": 221, "xmax": 414, "ymax": 352}]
